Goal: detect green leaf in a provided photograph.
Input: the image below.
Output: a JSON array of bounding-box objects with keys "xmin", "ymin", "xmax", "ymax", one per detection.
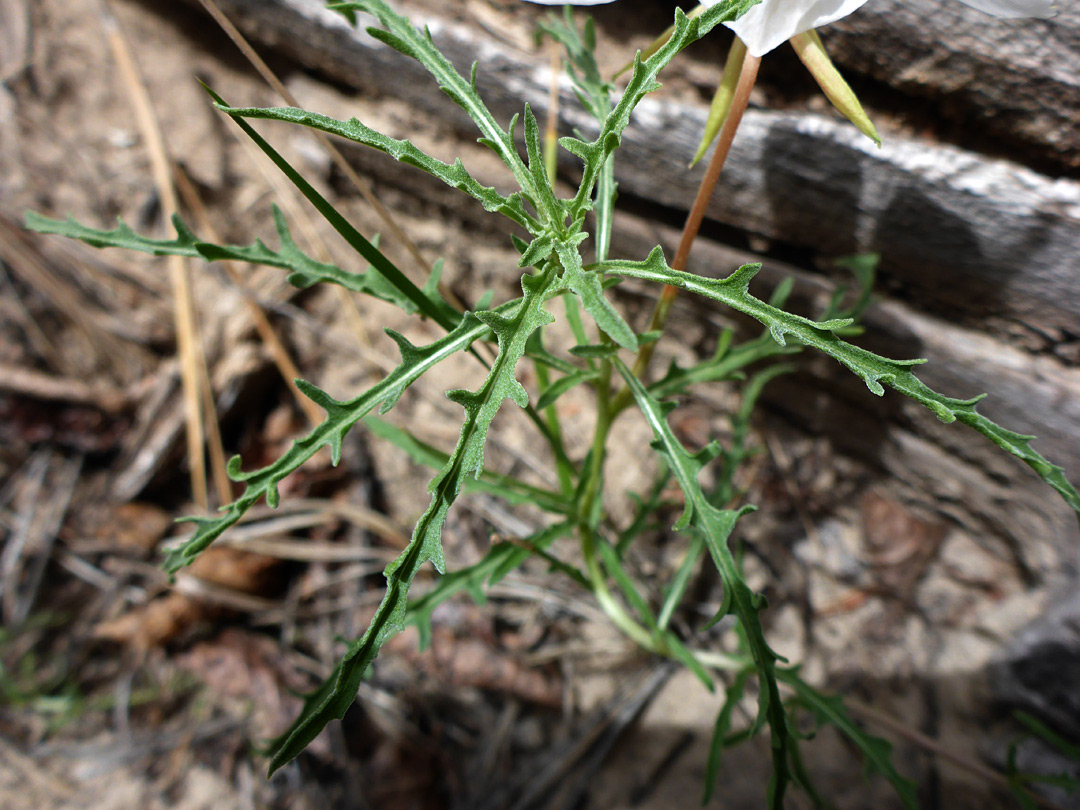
[
  {"xmin": 656, "ymin": 534, "xmax": 706, "ymax": 631},
  {"xmin": 535, "ymin": 8, "xmax": 620, "ymax": 261},
  {"xmin": 703, "ymin": 669, "xmax": 752, "ymax": 804},
  {"xmin": 214, "ymin": 103, "xmax": 541, "ymax": 234},
  {"xmin": 202, "ymin": 84, "xmax": 462, "ymax": 331},
  {"xmin": 25, "ymin": 208, "xmax": 429, "ymax": 314},
  {"xmin": 555, "ymin": 237, "xmax": 637, "ymax": 351},
  {"xmin": 362, "ymin": 415, "xmax": 572, "ymax": 515},
  {"xmin": 1014, "ymin": 711, "xmax": 1080, "ymax": 762},
  {"xmin": 648, "ymin": 330, "xmax": 797, "ymax": 400},
  {"xmin": 405, "ymin": 520, "xmax": 573, "ymax": 649},
  {"xmin": 779, "ymin": 669, "xmax": 918, "ymax": 810},
  {"xmin": 523, "ymin": 104, "xmax": 564, "ymax": 226},
  {"xmin": 535, "ymin": 369, "xmax": 598, "ymax": 412},
  {"xmin": 600, "ymin": 248, "xmax": 1080, "ymax": 518},
  {"xmin": 329, "ymin": 1, "xmax": 534, "ymax": 198},
  {"xmin": 613, "ymin": 357, "xmax": 789, "ymax": 809},
  {"xmin": 524, "ymin": 331, "xmax": 586, "ymax": 377},
  {"xmin": 265, "ymin": 263, "xmax": 565, "ymax": 774},
  {"xmin": 563, "ymin": 0, "xmax": 759, "ymax": 220},
  {"xmin": 25, "ymin": 211, "xmax": 201, "ymax": 256},
  {"xmin": 164, "ymin": 308, "xmax": 508, "ymax": 574},
  {"xmin": 536, "ymin": 8, "xmax": 612, "ymax": 124}
]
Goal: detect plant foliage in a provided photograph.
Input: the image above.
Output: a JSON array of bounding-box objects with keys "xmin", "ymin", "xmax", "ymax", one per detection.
[{"xmin": 26, "ymin": 0, "xmax": 1079, "ymax": 806}]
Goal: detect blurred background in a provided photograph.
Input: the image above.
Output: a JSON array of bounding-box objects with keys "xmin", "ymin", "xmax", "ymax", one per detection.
[{"xmin": 1, "ymin": 1, "xmax": 1078, "ymax": 808}]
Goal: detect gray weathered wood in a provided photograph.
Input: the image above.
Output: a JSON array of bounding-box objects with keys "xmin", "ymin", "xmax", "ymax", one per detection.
[
  {"xmin": 826, "ymin": 0, "xmax": 1080, "ymax": 169},
  {"xmin": 188, "ymin": 0, "xmax": 1080, "ymax": 341}
]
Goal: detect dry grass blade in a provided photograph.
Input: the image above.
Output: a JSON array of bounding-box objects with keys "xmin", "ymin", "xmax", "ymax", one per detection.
[
  {"xmin": 96, "ymin": 0, "xmax": 226, "ymax": 510},
  {"xmin": 172, "ymin": 165, "xmax": 323, "ymax": 426}
]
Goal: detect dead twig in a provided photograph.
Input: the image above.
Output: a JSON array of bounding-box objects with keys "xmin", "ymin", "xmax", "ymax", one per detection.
[
  {"xmin": 0, "ymin": 447, "xmax": 50, "ymax": 623},
  {"xmin": 0, "ymin": 361, "xmax": 130, "ymax": 413}
]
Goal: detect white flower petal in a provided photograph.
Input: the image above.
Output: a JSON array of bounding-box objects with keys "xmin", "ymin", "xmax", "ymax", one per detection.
[
  {"xmin": 713, "ymin": 0, "xmax": 870, "ymax": 57},
  {"xmin": 954, "ymin": 0, "xmax": 1054, "ymax": 18}
]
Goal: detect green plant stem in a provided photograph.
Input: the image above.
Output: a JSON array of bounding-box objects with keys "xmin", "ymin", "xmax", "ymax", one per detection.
[
  {"xmin": 611, "ymin": 51, "xmax": 761, "ymax": 416},
  {"xmin": 581, "ymin": 525, "xmax": 657, "ymax": 650},
  {"xmin": 579, "ymin": 357, "xmax": 614, "ymax": 526},
  {"xmin": 534, "ymin": 356, "xmax": 575, "ymax": 495},
  {"xmin": 570, "ymin": 45, "xmax": 764, "ymax": 699}
]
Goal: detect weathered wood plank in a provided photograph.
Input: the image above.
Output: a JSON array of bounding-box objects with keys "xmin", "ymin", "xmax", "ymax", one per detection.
[
  {"xmin": 187, "ymin": 0, "xmax": 1080, "ymax": 343},
  {"xmin": 826, "ymin": 0, "xmax": 1080, "ymax": 170}
]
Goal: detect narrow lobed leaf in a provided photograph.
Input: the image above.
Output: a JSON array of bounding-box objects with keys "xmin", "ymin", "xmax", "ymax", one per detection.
[
  {"xmin": 555, "ymin": 237, "xmax": 637, "ymax": 351},
  {"xmin": 214, "ymin": 103, "xmax": 541, "ymax": 234},
  {"xmin": 163, "ymin": 301, "xmax": 520, "ymax": 574},
  {"xmin": 266, "ymin": 264, "xmax": 567, "ymax": 773},
  {"xmin": 613, "ymin": 357, "xmax": 790, "ymax": 808},
  {"xmin": 565, "ymin": 0, "xmax": 759, "ymax": 219},
  {"xmin": 329, "ymin": 1, "xmax": 535, "ymax": 197},
  {"xmin": 27, "ymin": 208, "xmax": 419, "ymax": 313},
  {"xmin": 600, "ymin": 248, "xmax": 1080, "ymax": 518},
  {"xmin": 778, "ymin": 669, "xmax": 918, "ymax": 810}
]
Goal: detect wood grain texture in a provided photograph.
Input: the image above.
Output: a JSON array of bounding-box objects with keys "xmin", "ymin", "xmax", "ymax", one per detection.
[{"xmin": 825, "ymin": 0, "xmax": 1080, "ymax": 169}]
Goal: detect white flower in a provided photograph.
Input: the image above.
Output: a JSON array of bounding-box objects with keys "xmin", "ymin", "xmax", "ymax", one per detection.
[
  {"xmin": 523, "ymin": 0, "xmax": 1055, "ymax": 58},
  {"xmin": 721, "ymin": 0, "xmax": 1055, "ymax": 57}
]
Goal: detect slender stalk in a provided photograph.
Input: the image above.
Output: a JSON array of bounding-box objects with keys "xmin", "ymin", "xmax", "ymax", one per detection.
[
  {"xmin": 612, "ymin": 51, "xmax": 761, "ymax": 414},
  {"xmin": 536, "ymin": 56, "xmax": 574, "ymax": 496}
]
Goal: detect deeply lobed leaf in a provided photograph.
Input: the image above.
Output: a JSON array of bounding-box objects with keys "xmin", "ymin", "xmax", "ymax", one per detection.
[
  {"xmin": 329, "ymin": 0, "xmax": 535, "ymax": 198},
  {"xmin": 779, "ymin": 669, "xmax": 919, "ymax": 809},
  {"xmin": 212, "ymin": 104, "xmax": 542, "ymax": 234},
  {"xmin": 613, "ymin": 358, "xmax": 791, "ymax": 809},
  {"xmin": 564, "ymin": 0, "xmax": 758, "ymax": 219},
  {"xmin": 266, "ymin": 263, "xmax": 567, "ymax": 772},
  {"xmin": 26, "ymin": 208, "xmax": 417, "ymax": 312},
  {"xmin": 162, "ymin": 304, "xmax": 520, "ymax": 574},
  {"xmin": 601, "ymin": 248, "xmax": 1080, "ymax": 518}
]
